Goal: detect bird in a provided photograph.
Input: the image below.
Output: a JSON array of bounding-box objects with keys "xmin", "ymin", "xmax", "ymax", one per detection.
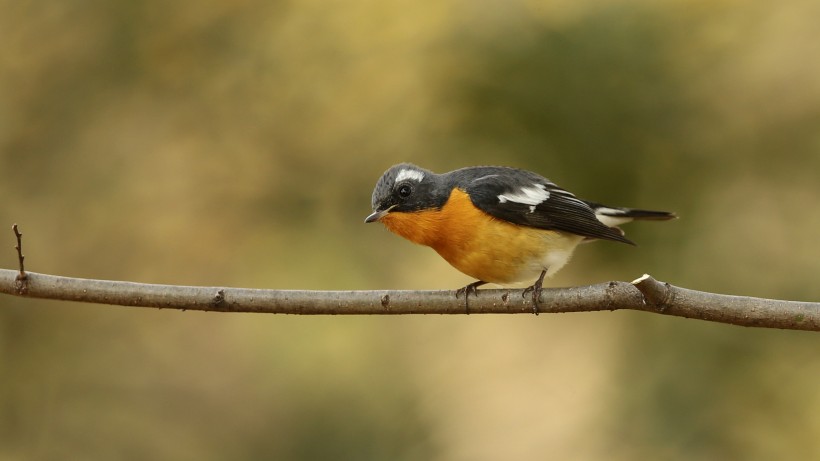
[{"xmin": 365, "ymin": 163, "xmax": 676, "ymax": 313}]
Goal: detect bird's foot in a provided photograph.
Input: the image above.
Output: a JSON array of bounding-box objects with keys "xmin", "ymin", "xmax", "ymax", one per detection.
[
  {"xmin": 522, "ymin": 270, "xmax": 548, "ymax": 315},
  {"xmin": 455, "ymin": 280, "xmax": 486, "ymax": 314}
]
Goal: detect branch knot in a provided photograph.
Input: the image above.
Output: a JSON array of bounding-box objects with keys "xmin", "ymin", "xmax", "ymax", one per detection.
[{"xmin": 632, "ymin": 274, "xmax": 673, "ymax": 312}]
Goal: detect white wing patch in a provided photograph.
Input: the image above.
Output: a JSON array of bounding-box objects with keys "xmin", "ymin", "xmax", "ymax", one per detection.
[
  {"xmin": 594, "ymin": 207, "xmax": 633, "ymax": 227},
  {"xmin": 395, "ymin": 168, "xmax": 425, "ymax": 183},
  {"xmin": 498, "ymin": 184, "xmax": 550, "ymax": 212}
]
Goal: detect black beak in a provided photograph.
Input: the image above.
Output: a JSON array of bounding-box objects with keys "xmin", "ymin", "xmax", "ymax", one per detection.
[{"xmin": 364, "ymin": 205, "xmax": 396, "ymax": 223}]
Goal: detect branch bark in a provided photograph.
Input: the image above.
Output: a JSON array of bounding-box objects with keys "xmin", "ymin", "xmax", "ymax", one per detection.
[{"xmin": 1, "ymin": 269, "xmax": 818, "ymax": 330}]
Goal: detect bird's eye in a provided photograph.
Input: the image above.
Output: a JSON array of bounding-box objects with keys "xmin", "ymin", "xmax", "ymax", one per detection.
[{"xmin": 397, "ymin": 184, "xmax": 412, "ymax": 198}]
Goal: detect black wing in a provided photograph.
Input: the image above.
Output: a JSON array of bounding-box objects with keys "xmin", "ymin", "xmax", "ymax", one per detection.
[{"xmin": 455, "ymin": 167, "xmax": 634, "ymax": 244}]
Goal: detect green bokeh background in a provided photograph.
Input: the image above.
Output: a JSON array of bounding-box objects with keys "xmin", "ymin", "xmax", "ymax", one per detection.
[{"xmin": 2, "ymin": 0, "xmax": 820, "ymax": 459}]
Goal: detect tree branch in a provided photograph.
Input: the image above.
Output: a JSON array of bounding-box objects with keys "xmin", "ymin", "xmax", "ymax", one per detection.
[
  {"xmin": 2, "ymin": 225, "xmax": 818, "ymax": 330},
  {"xmin": 0, "ymin": 269, "xmax": 818, "ymax": 330}
]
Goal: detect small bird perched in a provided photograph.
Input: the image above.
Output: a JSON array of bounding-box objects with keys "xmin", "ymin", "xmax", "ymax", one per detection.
[{"xmin": 365, "ymin": 163, "xmax": 675, "ymax": 313}]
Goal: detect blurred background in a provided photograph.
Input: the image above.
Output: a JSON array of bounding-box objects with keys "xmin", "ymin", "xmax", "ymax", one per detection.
[{"xmin": 2, "ymin": 0, "xmax": 820, "ymax": 459}]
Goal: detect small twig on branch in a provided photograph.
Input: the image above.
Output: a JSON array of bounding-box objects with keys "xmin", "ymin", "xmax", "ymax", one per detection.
[
  {"xmin": 12, "ymin": 224, "xmax": 25, "ymax": 276},
  {"xmin": 12, "ymin": 224, "xmax": 28, "ymax": 294}
]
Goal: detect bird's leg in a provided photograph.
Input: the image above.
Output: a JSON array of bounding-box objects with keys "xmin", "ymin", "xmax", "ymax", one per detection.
[
  {"xmin": 455, "ymin": 280, "xmax": 486, "ymax": 314},
  {"xmin": 522, "ymin": 270, "xmax": 547, "ymax": 315}
]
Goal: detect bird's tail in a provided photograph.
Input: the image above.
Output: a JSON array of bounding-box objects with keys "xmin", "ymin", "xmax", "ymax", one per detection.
[
  {"xmin": 587, "ymin": 202, "xmax": 677, "ymax": 228},
  {"xmin": 599, "ymin": 207, "xmax": 677, "ymax": 221}
]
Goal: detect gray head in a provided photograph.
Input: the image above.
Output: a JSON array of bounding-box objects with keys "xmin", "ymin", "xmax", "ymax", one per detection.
[{"xmin": 365, "ymin": 163, "xmax": 445, "ymax": 223}]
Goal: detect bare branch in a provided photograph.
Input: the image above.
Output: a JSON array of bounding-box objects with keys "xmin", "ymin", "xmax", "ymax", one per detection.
[
  {"xmin": 3, "ymin": 223, "xmax": 818, "ymax": 329},
  {"xmin": 1, "ymin": 269, "xmax": 819, "ymax": 330}
]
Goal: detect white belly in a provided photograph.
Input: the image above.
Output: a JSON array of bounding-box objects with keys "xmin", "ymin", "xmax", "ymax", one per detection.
[{"xmin": 503, "ymin": 232, "xmax": 585, "ymax": 285}]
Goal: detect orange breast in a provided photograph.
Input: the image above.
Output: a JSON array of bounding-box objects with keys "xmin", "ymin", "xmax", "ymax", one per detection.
[{"xmin": 380, "ymin": 188, "xmax": 564, "ymax": 284}]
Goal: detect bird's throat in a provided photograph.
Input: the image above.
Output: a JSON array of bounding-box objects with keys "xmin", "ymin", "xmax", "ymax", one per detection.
[{"xmin": 379, "ymin": 209, "xmax": 444, "ymax": 247}]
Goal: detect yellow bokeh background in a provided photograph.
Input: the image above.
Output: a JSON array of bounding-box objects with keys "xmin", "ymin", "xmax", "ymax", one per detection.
[{"xmin": 2, "ymin": 0, "xmax": 820, "ymax": 459}]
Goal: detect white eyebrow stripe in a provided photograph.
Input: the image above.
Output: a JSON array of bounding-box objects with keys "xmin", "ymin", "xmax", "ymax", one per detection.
[
  {"xmin": 497, "ymin": 184, "xmax": 550, "ymax": 206},
  {"xmin": 395, "ymin": 168, "xmax": 425, "ymax": 183}
]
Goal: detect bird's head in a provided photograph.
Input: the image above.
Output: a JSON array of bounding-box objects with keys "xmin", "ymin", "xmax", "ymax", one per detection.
[{"xmin": 364, "ymin": 163, "xmax": 441, "ymax": 223}]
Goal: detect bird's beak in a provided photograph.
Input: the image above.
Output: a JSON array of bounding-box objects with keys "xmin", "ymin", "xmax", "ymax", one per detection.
[{"xmin": 364, "ymin": 205, "xmax": 396, "ymax": 223}]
